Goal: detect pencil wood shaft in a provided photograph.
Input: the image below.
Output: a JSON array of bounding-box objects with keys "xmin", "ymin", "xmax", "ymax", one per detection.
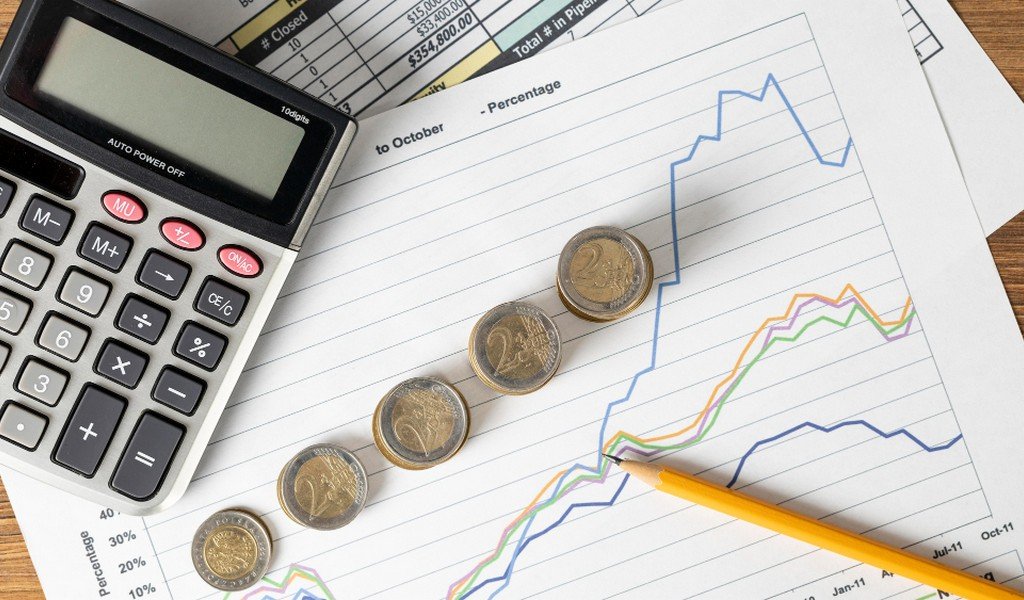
[{"xmin": 618, "ymin": 460, "xmax": 1023, "ymax": 600}]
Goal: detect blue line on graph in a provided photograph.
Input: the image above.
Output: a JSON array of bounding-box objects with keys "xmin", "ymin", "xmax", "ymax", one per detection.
[
  {"xmin": 464, "ymin": 71, "xmax": 857, "ymax": 599},
  {"xmin": 463, "ymin": 476, "xmax": 631, "ymax": 599},
  {"xmin": 725, "ymin": 420, "xmax": 965, "ymax": 488}
]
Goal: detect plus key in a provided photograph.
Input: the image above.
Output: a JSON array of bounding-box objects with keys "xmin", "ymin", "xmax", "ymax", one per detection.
[{"xmin": 53, "ymin": 385, "xmax": 125, "ymax": 476}]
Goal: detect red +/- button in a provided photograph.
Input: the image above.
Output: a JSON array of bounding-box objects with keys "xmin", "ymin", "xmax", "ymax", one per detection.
[
  {"xmin": 218, "ymin": 245, "xmax": 262, "ymax": 278},
  {"xmin": 160, "ymin": 219, "xmax": 205, "ymax": 251},
  {"xmin": 102, "ymin": 191, "xmax": 146, "ymax": 223}
]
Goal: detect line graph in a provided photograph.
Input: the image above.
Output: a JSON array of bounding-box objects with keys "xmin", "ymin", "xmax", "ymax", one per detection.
[
  {"xmin": 229, "ymin": 564, "xmax": 334, "ymax": 600},
  {"xmin": 447, "ymin": 71, "xmax": 894, "ymax": 600},
  {"xmin": 725, "ymin": 421, "xmax": 963, "ymax": 489},
  {"xmin": 452, "ymin": 290, "xmax": 921, "ymax": 598}
]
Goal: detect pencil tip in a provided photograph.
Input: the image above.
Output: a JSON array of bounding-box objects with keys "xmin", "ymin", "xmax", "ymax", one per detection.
[{"xmin": 603, "ymin": 453, "xmax": 622, "ymax": 465}]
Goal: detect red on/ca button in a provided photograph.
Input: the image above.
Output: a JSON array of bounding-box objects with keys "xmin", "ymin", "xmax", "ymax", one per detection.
[
  {"xmin": 102, "ymin": 191, "xmax": 146, "ymax": 223},
  {"xmin": 219, "ymin": 245, "xmax": 262, "ymax": 278},
  {"xmin": 160, "ymin": 219, "xmax": 205, "ymax": 251}
]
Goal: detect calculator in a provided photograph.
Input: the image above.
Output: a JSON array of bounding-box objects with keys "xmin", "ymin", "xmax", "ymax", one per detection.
[{"xmin": 0, "ymin": 0, "xmax": 356, "ymax": 514}]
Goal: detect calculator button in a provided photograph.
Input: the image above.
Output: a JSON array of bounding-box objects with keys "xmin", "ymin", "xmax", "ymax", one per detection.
[
  {"xmin": 102, "ymin": 191, "xmax": 146, "ymax": 223},
  {"xmin": 0, "ymin": 177, "xmax": 15, "ymax": 217},
  {"xmin": 16, "ymin": 357, "xmax": 69, "ymax": 406},
  {"xmin": 0, "ymin": 402, "xmax": 47, "ymax": 451},
  {"xmin": 53, "ymin": 385, "xmax": 125, "ymax": 476},
  {"xmin": 116, "ymin": 295, "xmax": 169, "ymax": 344},
  {"xmin": 160, "ymin": 219, "xmax": 204, "ymax": 251},
  {"xmin": 95, "ymin": 340, "xmax": 149, "ymax": 388},
  {"xmin": 174, "ymin": 322, "xmax": 226, "ymax": 370},
  {"xmin": 0, "ymin": 342, "xmax": 9, "ymax": 372},
  {"xmin": 110, "ymin": 412, "xmax": 184, "ymax": 500},
  {"xmin": 218, "ymin": 246, "xmax": 262, "ymax": 278},
  {"xmin": 20, "ymin": 195, "xmax": 74, "ymax": 244},
  {"xmin": 79, "ymin": 223, "xmax": 132, "ymax": 272},
  {"xmin": 137, "ymin": 251, "xmax": 190, "ymax": 299},
  {"xmin": 58, "ymin": 269, "xmax": 111, "ymax": 317},
  {"xmin": 37, "ymin": 313, "xmax": 90, "ymax": 361},
  {"xmin": 0, "ymin": 288, "xmax": 31, "ymax": 333},
  {"xmin": 195, "ymin": 278, "xmax": 248, "ymax": 326},
  {"xmin": 152, "ymin": 367, "xmax": 205, "ymax": 415},
  {"xmin": 2, "ymin": 241, "xmax": 53, "ymax": 289}
]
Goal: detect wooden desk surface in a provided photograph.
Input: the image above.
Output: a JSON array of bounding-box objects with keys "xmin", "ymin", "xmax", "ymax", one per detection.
[{"xmin": 2, "ymin": 1, "xmax": 1024, "ymax": 597}]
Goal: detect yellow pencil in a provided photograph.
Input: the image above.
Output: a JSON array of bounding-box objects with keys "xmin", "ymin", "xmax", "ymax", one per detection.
[{"xmin": 606, "ymin": 455, "xmax": 1024, "ymax": 600}]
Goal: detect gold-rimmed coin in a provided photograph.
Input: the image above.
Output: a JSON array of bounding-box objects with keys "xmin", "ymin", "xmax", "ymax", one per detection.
[
  {"xmin": 469, "ymin": 302, "xmax": 561, "ymax": 395},
  {"xmin": 557, "ymin": 226, "xmax": 653, "ymax": 322},
  {"xmin": 277, "ymin": 443, "xmax": 368, "ymax": 531},
  {"xmin": 191, "ymin": 509, "xmax": 272, "ymax": 591},
  {"xmin": 373, "ymin": 377, "xmax": 470, "ymax": 470}
]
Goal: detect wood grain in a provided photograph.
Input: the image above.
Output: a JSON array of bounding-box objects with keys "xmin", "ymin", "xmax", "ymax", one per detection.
[{"xmin": 2, "ymin": 1, "xmax": 1024, "ymax": 597}]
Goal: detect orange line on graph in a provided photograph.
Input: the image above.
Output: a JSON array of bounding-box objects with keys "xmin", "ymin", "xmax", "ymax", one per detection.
[{"xmin": 448, "ymin": 283, "xmax": 913, "ymax": 598}]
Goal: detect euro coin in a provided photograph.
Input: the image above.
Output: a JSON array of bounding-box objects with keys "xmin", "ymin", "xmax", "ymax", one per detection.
[
  {"xmin": 469, "ymin": 302, "xmax": 561, "ymax": 395},
  {"xmin": 277, "ymin": 443, "xmax": 368, "ymax": 531},
  {"xmin": 191, "ymin": 509, "xmax": 272, "ymax": 591},
  {"xmin": 373, "ymin": 377, "xmax": 470, "ymax": 470},
  {"xmin": 557, "ymin": 226, "xmax": 653, "ymax": 322}
]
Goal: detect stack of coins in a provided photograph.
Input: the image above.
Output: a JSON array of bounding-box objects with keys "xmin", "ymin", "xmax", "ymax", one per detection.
[
  {"xmin": 373, "ymin": 377, "xmax": 470, "ymax": 470},
  {"xmin": 557, "ymin": 226, "xmax": 653, "ymax": 322},
  {"xmin": 277, "ymin": 443, "xmax": 368, "ymax": 531},
  {"xmin": 195, "ymin": 226, "xmax": 656, "ymax": 592},
  {"xmin": 469, "ymin": 301, "xmax": 562, "ymax": 395},
  {"xmin": 191, "ymin": 509, "xmax": 272, "ymax": 592}
]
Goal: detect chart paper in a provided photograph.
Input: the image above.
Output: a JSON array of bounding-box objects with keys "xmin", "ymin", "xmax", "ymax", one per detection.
[{"xmin": 6, "ymin": 0, "xmax": 1024, "ymax": 599}]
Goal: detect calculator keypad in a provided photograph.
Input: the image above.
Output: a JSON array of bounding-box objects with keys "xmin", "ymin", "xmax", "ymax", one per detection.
[
  {"xmin": 0, "ymin": 177, "xmax": 15, "ymax": 216},
  {"xmin": 116, "ymin": 295, "xmax": 169, "ymax": 344},
  {"xmin": 152, "ymin": 367, "xmax": 205, "ymax": 415},
  {"xmin": 137, "ymin": 251, "xmax": 189, "ymax": 299},
  {"xmin": 0, "ymin": 143, "xmax": 280, "ymax": 513},
  {"xmin": 0, "ymin": 287, "xmax": 31, "ymax": 333},
  {"xmin": 16, "ymin": 358, "xmax": 69, "ymax": 406},
  {"xmin": 79, "ymin": 223, "xmax": 131, "ymax": 271},
  {"xmin": 2, "ymin": 241, "xmax": 53, "ymax": 289},
  {"xmin": 21, "ymin": 195, "xmax": 74, "ymax": 244},
  {"xmin": 53, "ymin": 385, "xmax": 125, "ymax": 476},
  {"xmin": 0, "ymin": 402, "xmax": 47, "ymax": 450},
  {"xmin": 95, "ymin": 340, "xmax": 149, "ymax": 389},
  {"xmin": 196, "ymin": 278, "xmax": 248, "ymax": 326},
  {"xmin": 110, "ymin": 412, "xmax": 183, "ymax": 500},
  {"xmin": 58, "ymin": 268, "xmax": 111, "ymax": 316},
  {"xmin": 174, "ymin": 322, "xmax": 226, "ymax": 370},
  {"xmin": 37, "ymin": 313, "xmax": 90, "ymax": 361}
]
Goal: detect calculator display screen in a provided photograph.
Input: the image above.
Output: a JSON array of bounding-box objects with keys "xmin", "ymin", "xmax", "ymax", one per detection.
[{"xmin": 33, "ymin": 17, "xmax": 304, "ymax": 202}]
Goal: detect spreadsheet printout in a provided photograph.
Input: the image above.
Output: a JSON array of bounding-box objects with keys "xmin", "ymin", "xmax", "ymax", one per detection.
[
  {"xmin": 114, "ymin": 0, "xmax": 1024, "ymax": 235},
  {"xmin": 6, "ymin": 1, "xmax": 1024, "ymax": 598}
]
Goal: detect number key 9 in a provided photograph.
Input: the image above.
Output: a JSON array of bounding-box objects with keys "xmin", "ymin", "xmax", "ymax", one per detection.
[{"xmin": 58, "ymin": 268, "xmax": 111, "ymax": 317}]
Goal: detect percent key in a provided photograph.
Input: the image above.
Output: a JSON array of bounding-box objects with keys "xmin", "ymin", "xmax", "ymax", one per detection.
[{"xmin": 174, "ymin": 322, "xmax": 227, "ymax": 370}]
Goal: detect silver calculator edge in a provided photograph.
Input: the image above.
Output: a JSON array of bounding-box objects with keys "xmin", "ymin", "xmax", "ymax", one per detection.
[{"xmin": 0, "ymin": 114, "xmax": 357, "ymax": 515}]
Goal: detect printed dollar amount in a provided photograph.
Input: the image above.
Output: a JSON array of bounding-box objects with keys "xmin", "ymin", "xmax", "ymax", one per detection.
[
  {"xmin": 407, "ymin": 0, "xmax": 466, "ymax": 33},
  {"xmin": 407, "ymin": 11, "xmax": 475, "ymax": 68}
]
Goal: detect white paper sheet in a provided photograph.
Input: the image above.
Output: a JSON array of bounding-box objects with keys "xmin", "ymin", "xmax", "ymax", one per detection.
[
  {"xmin": 115, "ymin": 0, "xmax": 1024, "ymax": 234},
  {"xmin": 6, "ymin": 1, "xmax": 1024, "ymax": 598},
  {"xmin": 906, "ymin": 0, "xmax": 1024, "ymax": 234}
]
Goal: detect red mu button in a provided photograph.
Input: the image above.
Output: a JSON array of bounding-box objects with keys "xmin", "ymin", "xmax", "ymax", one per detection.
[
  {"xmin": 161, "ymin": 219, "xmax": 204, "ymax": 251},
  {"xmin": 102, "ymin": 191, "xmax": 146, "ymax": 223},
  {"xmin": 219, "ymin": 245, "xmax": 262, "ymax": 278}
]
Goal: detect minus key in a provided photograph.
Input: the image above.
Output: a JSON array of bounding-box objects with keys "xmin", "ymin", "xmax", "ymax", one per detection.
[{"xmin": 152, "ymin": 367, "xmax": 205, "ymax": 415}]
